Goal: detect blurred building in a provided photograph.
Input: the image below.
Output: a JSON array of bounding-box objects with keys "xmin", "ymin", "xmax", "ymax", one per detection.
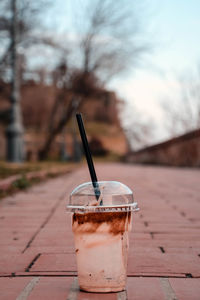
[{"xmin": 0, "ymin": 81, "xmax": 128, "ymax": 160}]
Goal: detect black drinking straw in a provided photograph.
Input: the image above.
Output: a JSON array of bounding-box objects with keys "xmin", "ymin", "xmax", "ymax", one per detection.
[{"xmin": 76, "ymin": 113, "xmax": 101, "ymax": 203}]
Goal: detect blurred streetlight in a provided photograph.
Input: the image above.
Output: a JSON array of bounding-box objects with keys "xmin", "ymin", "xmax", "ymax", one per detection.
[{"xmin": 6, "ymin": 0, "xmax": 25, "ymax": 162}]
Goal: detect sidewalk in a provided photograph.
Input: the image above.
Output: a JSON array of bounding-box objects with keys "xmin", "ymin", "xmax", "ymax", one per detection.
[{"xmin": 0, "ymin": 163, "xmax": 200, "ymax": 299}]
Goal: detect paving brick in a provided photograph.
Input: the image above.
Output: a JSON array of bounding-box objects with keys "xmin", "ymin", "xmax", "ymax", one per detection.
[
  {"xmin": 0, "ymin": 216, "xmax": 46, "ymax": 229},
  {"xmin": 30, "ymin": 228, "xmax": 74, "ymax": 247},
  {"xmin": 128, "ymin": 246, "xmax": 161, "ymax": 255},
  {"xmin": 0, "ymin": 230, "xmax": 36, "ymax": 247},
  {"xmin": 126, "ymin": 277, "xmax": 165, "ymax": 300},
  {"xmin": 0, "ymin": 252, "xmax": 37, "ymax": 275},
  {"xmin": 0, "ymin": 246, "xmax": 22, "ymax": 254},
  {"xmin": 127, "ymin": 252, "xmax": 200, "ymax": 277},
  {"xmin": 131, "ymin": 235, "xmax": 200, "ymax": 250},
  {"xmin": 0, "ymin": 277, "xmax": 31, "ymax": 300},
  {"xmin": 27, "ymin": 277, "xmax": 73, "ymax": 300},
  {"xmin": 142, "ymin": 223, "xmax": 200, "ymax": 233},
  {"xmin": 169, "ymin": 278, "xmax": 200, "ymax": 300},
  {"xmin": 151, "ymin": 240, "xmax": 200, "ymax": 249},
  {"xmin": 152, "ymin": 233, "xmax": 200, "ymax": 241},
  {"xmin": 26, "ymin": 245, "xmax": 75, "ymax": 254},
  {"xmin": 30, "ymin": 253, "xmax": 76, "ymax": 272},
  {"xmin": 129, "ymin": 232, "xmax": 152, "ymax": 241},
  {"xmin": 164, "ymin": 247, "xmax": 200, "ymax": 255}
]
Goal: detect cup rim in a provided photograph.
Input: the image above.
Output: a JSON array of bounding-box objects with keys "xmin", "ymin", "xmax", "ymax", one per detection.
[{"xmin": 66, "ymin": 202, "xmax": 139, "ymax": 213}]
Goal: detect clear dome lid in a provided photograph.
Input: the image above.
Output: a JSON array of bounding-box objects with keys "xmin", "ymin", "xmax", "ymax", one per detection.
[{"xmin": 66, "ymin": 181, "xmax": 139, "ymax": 213}]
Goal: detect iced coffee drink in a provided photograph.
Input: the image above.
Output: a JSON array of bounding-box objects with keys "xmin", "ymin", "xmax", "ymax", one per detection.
[{"xmin": 67, "ymin": 181, "xmax": 139, "ymax": 293}]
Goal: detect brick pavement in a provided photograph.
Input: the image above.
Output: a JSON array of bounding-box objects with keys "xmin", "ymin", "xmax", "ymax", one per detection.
[{"xmin": 0, "ymin": 163, "xmax": 200, "ymax": 299}]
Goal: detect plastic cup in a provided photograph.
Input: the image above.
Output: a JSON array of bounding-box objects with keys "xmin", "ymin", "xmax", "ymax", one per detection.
[{"xmin": 66, "ymin": 181, "xmax": 139, "ymax": 293}]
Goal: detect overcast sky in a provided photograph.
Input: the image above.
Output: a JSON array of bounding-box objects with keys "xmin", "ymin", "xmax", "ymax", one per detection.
[
  {"xmin": 108, "ymin": 0, "xmax": 200, "ymax": 144},
  {"xmin": 47, "ymin": 0, "xmax": 200, "ymax": 146}
]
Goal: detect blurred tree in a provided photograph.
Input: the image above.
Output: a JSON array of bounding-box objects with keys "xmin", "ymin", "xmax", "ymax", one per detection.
[
  {"xmin": 71, "ymin": 0, "xmax": 149, "ymax": 83},
  {"xmin": 119, "ymin": 100, "xmax": 154, "ymax": 151},
  {"xmin": 162, "ymin": 67, "xmax": 200, "ymax": 137},
  {"xmin": 39, "ymin": 0, "xmax": 150, "ymax": 159},
  {"xmin": 0, "ymin": 0, "xmax": 58, "ymax": 161},
  {"xmin": 39, "ymin": 62, "xmax": 76, "ymax": 160},
  {"xmin": 0, "ymin": 0, "xmax": 54, "ymax": 82},
  {"xmin": 0, "ymin": 0, "xmax": 151, "ymax": 160},
  {"xmin": 38, "ymin": 63, "xmax": 98, "ymax": 159}
]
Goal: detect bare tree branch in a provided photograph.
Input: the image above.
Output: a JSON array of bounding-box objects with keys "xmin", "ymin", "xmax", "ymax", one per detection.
[
  {"xmin": 162, "ymin": 66, "xmax": 200, "ymax": 137},
  {"xmin": 70, "ymin": 0, "xmax": 150, "ymax": 83}
]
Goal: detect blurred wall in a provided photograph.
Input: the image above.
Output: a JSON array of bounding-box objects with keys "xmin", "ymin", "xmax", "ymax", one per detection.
[{"xmin": 126, "ymin": 129, "xmax": 200, "ymax": 167}]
